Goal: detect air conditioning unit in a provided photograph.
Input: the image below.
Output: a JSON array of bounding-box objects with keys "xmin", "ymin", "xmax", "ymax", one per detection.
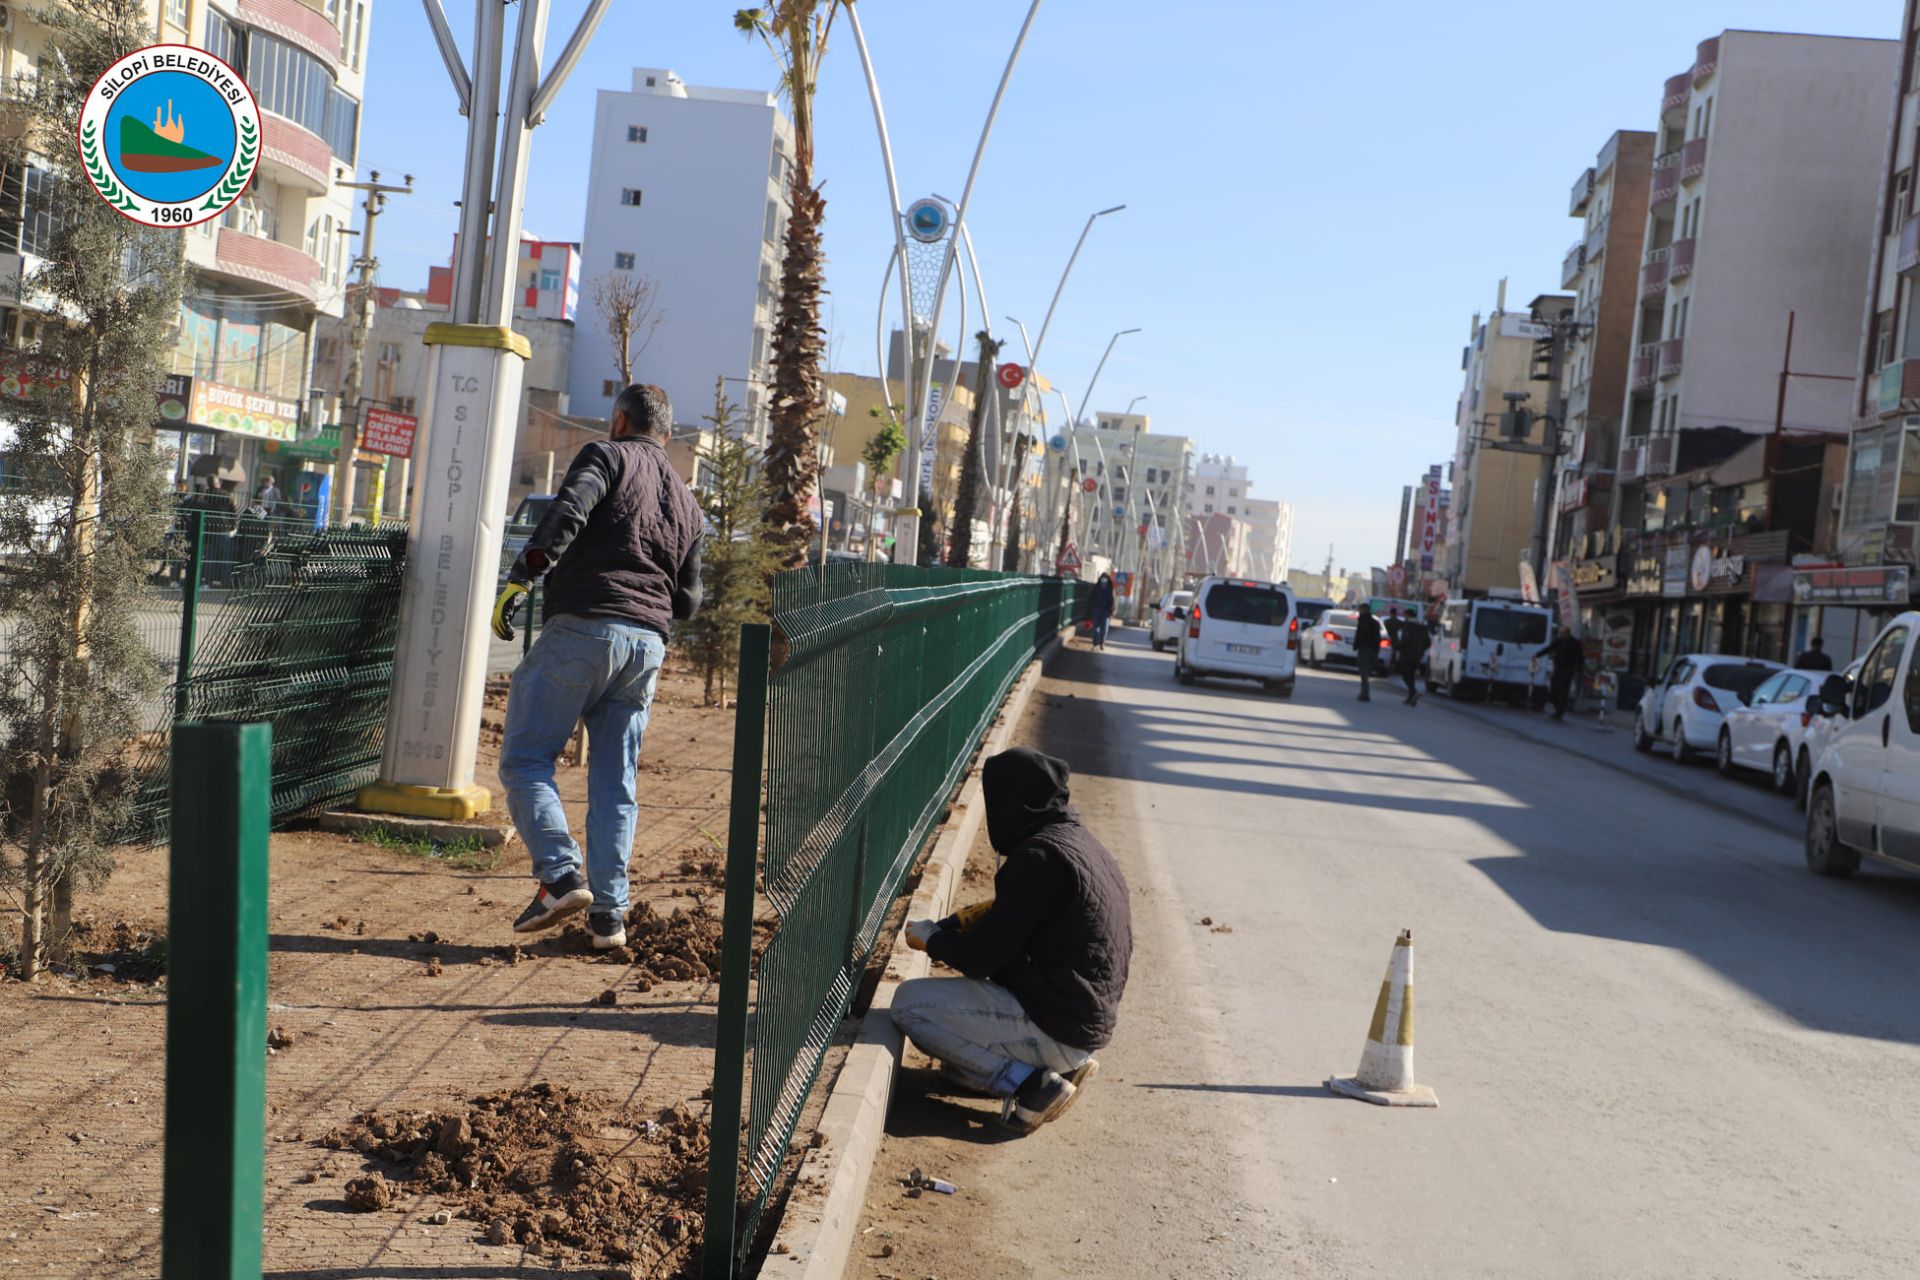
[{"xmin": 0, "ymin": 7, "xmax": 14, "ymax": 33}]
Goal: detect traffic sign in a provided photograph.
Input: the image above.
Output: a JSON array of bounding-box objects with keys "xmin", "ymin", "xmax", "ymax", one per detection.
[
  {"xmin": 1082, "ymin": 478, "xmax": 1097, "ymax": 493},
  {"xmin": 1138, "ymin": 523, "xmax": 1149, "ymax": 537},
  {"xmin": 1048, "ymin": 434, "xmax": 1067, "ymax": 453},
  {"xmin": 998, "ymin": 363, "xmax": 1026, "ymax": 389},
  {"xmin": 1056, "ymin": 543, "xmax": 1082, "ymax": 573}
]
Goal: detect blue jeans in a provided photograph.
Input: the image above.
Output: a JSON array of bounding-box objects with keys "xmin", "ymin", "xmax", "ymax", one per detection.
[
  {"xmin": 500, "ymin": 614, "xmax": 666, "ymax": 914},
  {"xmin": 890, "ymin": 976, "xmax": 1092, "ymax": 1096},
  {"xmin": 1091, "ymin": 613, "xmax": 1111, "ymax": 646}
]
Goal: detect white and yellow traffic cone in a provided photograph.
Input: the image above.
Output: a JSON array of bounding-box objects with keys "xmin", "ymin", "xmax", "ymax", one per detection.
[{"xmin": 1326, "ymin": 929, "xmax": 1437, "ymax": 1107}]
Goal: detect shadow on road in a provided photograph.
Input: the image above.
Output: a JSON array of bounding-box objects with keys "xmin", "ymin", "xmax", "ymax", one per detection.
[{"xmin": 1041, "ymin": 626, "xmax": 1920, "ymax": 1047}]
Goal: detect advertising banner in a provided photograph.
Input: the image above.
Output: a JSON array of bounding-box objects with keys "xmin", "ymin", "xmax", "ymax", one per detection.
[
  {"xmin": 360, "ymin": 406, "xmax": 418, "ymax": 458},
  {"xmin": 1419, "ymin": 465, "xmax": 1442, "ymax": 571},
  {"xmin": 189, "ymin": 379, "xmax": 298, "ymax": 442},
  {"xmin": 1791, "ymin": 565, "xmax": 1911, "ymax": 605}
]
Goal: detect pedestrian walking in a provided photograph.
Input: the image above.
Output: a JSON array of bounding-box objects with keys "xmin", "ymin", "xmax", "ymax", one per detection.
[
  {"xmin": 895, "ymin": 747, "xmax": 1132, "ymax": 1135},
  {"xmin": 1792, "ymin": 636, "xmax": 1834, "ymax": 671},
  {"xmin": 1534, "ymin": 625, "xmax": 1587, "ymax": 719},
  {"xmin": 489, "ymin": 384, "xmax": 705, "ymax": 951},
  {"xmin": 1088, "ymin": 573, "xmax": 1115, "ymax": 650},
  {"xmin": 1397, "ymin": 614, "xmax": 1431, "ymax": 705},
  {"xmin": 255, "ymin": 471, "xmax": 281, "ymax": 520},
  {"xmin": 1353, "ymin": 602, "xmax": 1383, "ymax": 702}
]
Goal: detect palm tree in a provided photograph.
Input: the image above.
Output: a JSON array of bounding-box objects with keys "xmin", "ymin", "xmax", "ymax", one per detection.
[
  {"xmin": 947, "ymin": 330, "xmax": 1002, "ymax": 567},
  {"xmin": 735, "ymin": 3, "xmax": 843, "ymax": 564}
]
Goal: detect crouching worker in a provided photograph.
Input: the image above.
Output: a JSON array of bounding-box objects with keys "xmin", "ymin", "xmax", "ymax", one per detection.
[{"xmin": 893, "ymin": 747, "xmax": 1133, "ymax": 1134}]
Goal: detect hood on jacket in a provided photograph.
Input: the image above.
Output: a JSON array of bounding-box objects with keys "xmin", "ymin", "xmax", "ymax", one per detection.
[{"xmin": 982, "ymin": 746, "xmax": 1075, "ymax": 853}]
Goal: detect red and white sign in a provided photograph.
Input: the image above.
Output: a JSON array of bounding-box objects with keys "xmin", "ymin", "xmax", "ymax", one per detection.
[
  {"xmin": 1082, "ymin": 477, "xmax": 1098, "ymax": 493},
  {"xmin": 1056, "ymin": 542, "xmax": 1082, "ymax": 573},
  {"xmin": 997, "ymin": 363, "xmax": 1026, "ymax": 389},
  {"xmin": 1418, "ymin": 466, "xmax": 1442, "ymax": 570},
  {"xmin": 360, "ymin": 406, "xmax": 419, "ymax": 458}
]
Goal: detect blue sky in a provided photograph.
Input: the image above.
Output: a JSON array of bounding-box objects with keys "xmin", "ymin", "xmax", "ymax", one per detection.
[{"xmin": 358, "ymin": 1, "xmax": 1903, "ymax": 572}]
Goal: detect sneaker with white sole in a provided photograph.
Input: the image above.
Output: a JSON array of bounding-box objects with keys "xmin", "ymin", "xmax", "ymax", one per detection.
[
  {"xmin": 512, "ymin": 872, "xmax": 591, "ymax": 933},
  {"xmin": 1000, "ymin": 1060, "xmax": 1098, "ymax": 1135},
  {"xmin": 589, "ymin": 910, "xmax": 627, "ymax": 950}
]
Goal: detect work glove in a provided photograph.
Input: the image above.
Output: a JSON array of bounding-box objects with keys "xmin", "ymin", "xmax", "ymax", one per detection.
[
  {"xmin": 904, "ymin": 918, "xmax": 940, "ymax": 952},
  {"xmin": 943, "ymin": 900, "xmax": 994, "ymax": 933},
  {"xmin": 492, "ymin": 581, "xmax": 531, "ymax": 642}
]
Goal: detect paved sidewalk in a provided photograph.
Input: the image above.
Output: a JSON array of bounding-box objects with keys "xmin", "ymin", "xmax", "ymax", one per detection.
[{"xmin": 1422, "ymin": 686, "xmax": 1802, "ymax": 837}]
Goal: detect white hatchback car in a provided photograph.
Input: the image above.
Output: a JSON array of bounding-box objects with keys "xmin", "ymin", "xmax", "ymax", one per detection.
[
  {"xmin": 1303, "ymin": 609, "xmax": 1360, "ymax": 667},
  {"xmin": 1174, "ymin": 577, "xmax": 1299, "ymax": 696},
  {"xmin": 1149, "ymin": 590, "xmax": 1194, "ymax": 652},
  {"xmin": 1632, "ymin": 653, "xmax": 1783, "ymax": 763},
  {"xmin": 1715, "ymin": 668, "xmax": 1824, "ymax": 793}
]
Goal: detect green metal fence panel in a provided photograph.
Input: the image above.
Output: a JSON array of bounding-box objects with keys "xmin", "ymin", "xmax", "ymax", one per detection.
[
  {"xmin": 703, "ymin": 566, "xmax": 1090, "ymax": 1276},
  {"xmin": 124, "ymin": 512, "xmax": 410, "ymax": 843}
]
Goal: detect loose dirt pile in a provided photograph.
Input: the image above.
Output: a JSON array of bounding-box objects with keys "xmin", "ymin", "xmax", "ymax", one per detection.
[
  {"xmin": 65, "ymin": 916, "xmax": 167, "ymax": 982},
  {"xmin": 320, "ymin": 1082, "xmax": 708, "ymax": 1276},
  {"xmin": 541, "ymin": 901, "xmax": 725, "ymax": 988}
]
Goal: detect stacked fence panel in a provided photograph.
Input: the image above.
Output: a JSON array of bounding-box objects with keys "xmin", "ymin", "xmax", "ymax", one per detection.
[{"xmin": 706, "ymin": 564, "xmax": 1088, "ymax": 1274}]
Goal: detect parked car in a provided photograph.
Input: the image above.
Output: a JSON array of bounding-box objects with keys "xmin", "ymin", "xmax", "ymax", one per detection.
[
  {"xmin": 1150, "ymin": 590, "xmax": 1194, "ymax": 652},
  {"xmin": 1294, "ymin": 596, "xmax": 1337, "ymax": 629},
  {"xmin": 1303, "ymin": 608, "xmax": 1360, "ymax": 668},
  {"xmin": 1631, "ymin": 653, "xmax": 1783, "ymax": 763},
  {"xmin": 1174, "ymin": 576, "xmax": 1299, "ymax": 696},
  {"xmin": 1427, "ymin": 597, "xmax": 1555, "ymax": 704},
  {"xmin": 1806, "ymin": 614, "xmax": 1920, "ymax": 877},
  {"xmin": 1716, "ymin": 668, "xmax": 1825, "ymax": 793}
]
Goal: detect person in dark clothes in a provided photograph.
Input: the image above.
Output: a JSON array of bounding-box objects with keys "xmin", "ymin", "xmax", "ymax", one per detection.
[
  {"xmin": 1534, "ymin": 625, "xmax": 1587, "ymax": 719},
  {"xmin": 1088, "ymin": 572, "xmax": 1115, "ymax": 649},
  {"xmin": 1396, "ymin": 613, "xmax": 1431, "ymax": 706},
  {"xmin": 1792, "ymin": 636, "xmax": 1834, "ymax": 671},
  {"xmin": 490, "ymin": 384, "xmax": 705, "ymax": 952},
  {"xmin": 1353, "ymin": 602, "xmax": 1384, "ymax": 702},
  {"xmin": 894, "ymin": 747, "xmax": 1133, "ymax": 1135}
]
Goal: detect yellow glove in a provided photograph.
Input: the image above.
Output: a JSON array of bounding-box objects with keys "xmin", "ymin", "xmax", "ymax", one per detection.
[
  {"xmin": 950, "ymin": 899, "xmax": 994, "ymax": 931},
  {"xmin": 491, "ymin": 581, "xmax": 530, "ymax": 641}
]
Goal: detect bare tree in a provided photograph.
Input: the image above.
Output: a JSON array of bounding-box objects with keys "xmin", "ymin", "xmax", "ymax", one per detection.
[{"xmin": 588, "ymin": 271, "xmax": 665, "ymax": 386}]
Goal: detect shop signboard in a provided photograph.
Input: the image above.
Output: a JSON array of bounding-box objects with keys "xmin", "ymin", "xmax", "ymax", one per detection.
[
  {"xmin": 156, "ymin": 373, "xmax": 192, "ymax": 425},
  {"xmin": 189, "ymin": 380, "xmax": 298, "ymax": 443},
  {"xmin": 1572, "ymin": 554, "xmax": 1619, "ymax": 593},
  {"xmin": 1625, "ymin": 554, "xmax": 1663, "ymax": 596},
  {"xmin": 1662, "ymin": 547, "xmax": 1690, "ymax": 598},
  {"xmin": 0, "ymin": 352, "xmax": 71, "ymax": 401},
  {"xmin": 1550, "ymin": 560, "xmax": 1579, "ymax": 632},
  {"xmin": 1419, "ymin": 465, "xmax": 1441, "ymax": 570},
  {"xmin": 360, "ymin": 406, "xmax": 418, "ymax": 458},
  {"xmin": 1791, "ymin": 565, "xmax": 1912, "ymax": 606},
  {"xmin": 266, "ymin": 425, "xmax": 342, "ymax": 463}
]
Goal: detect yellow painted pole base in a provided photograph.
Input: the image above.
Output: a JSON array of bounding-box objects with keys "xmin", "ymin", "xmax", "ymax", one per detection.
[{"xmin": 354, "ymin": 781, "xmax": 493, "ymax": 821}]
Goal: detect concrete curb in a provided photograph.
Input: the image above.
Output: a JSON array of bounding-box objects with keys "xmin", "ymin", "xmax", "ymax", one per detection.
[
  {"xmin": 315, "ymin": 808, "xmax": 519, "ymax": 848},
  {"xmin": 758, "ymin": 637, "xmax": 1064, "ymax": 1279}
]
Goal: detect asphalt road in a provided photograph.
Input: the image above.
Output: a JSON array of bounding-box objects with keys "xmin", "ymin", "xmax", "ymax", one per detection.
[{"xmin": 850, "ymin": 624, "xmax": 1920, "ymax": 1279}]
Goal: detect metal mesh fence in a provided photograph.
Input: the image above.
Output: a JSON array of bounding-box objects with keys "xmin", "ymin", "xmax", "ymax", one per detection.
[
  {"xmin": 120, "ymin": 507, "xmax": 411, "ymax": 844},
  {"xmin": 704, "ymin": 563, "xmax": 1089, "ymax": 1275}
]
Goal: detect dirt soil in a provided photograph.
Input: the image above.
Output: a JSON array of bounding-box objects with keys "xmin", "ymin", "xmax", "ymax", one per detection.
[{"xmin": 0, "ymin": 661, "xmax": 752, "ymax": 1278}]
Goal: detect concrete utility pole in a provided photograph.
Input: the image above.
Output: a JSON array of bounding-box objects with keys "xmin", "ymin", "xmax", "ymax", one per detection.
[
  {"xmin": 357, "ymin": 0, "xmax": 611, "ymax": 821},
  {"xmin": 1528, "ymin": 304, "xmax": 1574, "ymax": 585},
  {"xmin": 332, "ymin": 170, "xmax": 413, "ymax": 523}
]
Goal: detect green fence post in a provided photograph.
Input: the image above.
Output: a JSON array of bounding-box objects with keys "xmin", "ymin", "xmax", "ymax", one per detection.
[
  {"xmin": 162, "ymin": 721, "xmax": 271, "ymax": 1280},
  {"xmin": 173, "ymin": 508, "xmax": 206, "ymax": 722},
  {"xmin": 703, "ymin": 623, "xmax": 771, "ymax": 1280}
]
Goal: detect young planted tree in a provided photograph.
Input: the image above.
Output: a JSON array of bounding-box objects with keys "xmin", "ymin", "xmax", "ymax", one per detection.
[
  {"xmin": 680, "ymin": 378, "xmax": 782, "ymax": 704},
  {"xmin": 0, "ymin": 0, "xmax": 188, "ymax": 977},
  {"xmin": 587, "ymin": 270, "xmax": 664, "ymax": 385},
  {"xmin": 917, "ymin": 485, "xmax": 940, "ymax": 568},
  {"xmin": 735, "ymin": 2, "xmax": 842, "ymax": 563},
  {"xmin": 859, "ymin": 407, "xmax": 904, "ymax": 561},
  {"xmin": 946, "ymin": 331, "xmax": 1002, "ymax": 568}
]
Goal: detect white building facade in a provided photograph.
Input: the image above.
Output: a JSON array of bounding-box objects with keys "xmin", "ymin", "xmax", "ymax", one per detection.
[{"xmin": 569, "ymin": 67, "xmax": 792, "ymax": 442}]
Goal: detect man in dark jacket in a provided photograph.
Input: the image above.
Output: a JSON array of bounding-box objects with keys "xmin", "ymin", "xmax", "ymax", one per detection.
[
  {"xmin": 894, "ymin": 747, "xmax": 1132, "ymax": 1135},
  {"xmin": 1534, "ymin": 625, "xmax": 1587, "ymax": 719},
  {"xmin": 1353, "ymin": 603, "xmax": 1384, "ymax": 702},
  {"xmin": 1396, "ymin": 614, "xmax": 1431, "ymax": 706},
  {"xmin": 490, "ymin": 384, "xmax": 705, "ymax": 951},
  {"xmin": 1792, "ymin": 636, "xmax": 1833, "ymax": 671}
]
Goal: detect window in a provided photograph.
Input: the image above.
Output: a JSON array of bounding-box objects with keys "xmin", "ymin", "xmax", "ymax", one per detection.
[
  {"xmin": 377, "ymin": 342, "xmax": 400, "ymax": 365},
  {"xmin": 0, "ymin": 165, "xmax": 56, "ymax": 257},
  {"xmin": 1473, "ymin": 606, "xmax": 1549, "ymax": 646},
  {"xmin": 1897, "ymin": 171, "xmax": 1913, "ymax": 227},
  {"xmin": 1229, "ymin": 487, "xmax": 1240, "ymax": 498},
  {"xmin": 645, "ymin": 75, "xmax": 657, "ymax": 86},
  {"xmin": 352, "ymin": 4, "xmax": 366, "ymax": 71},
  {"xmin": 602, "ymin": 379, "xmax": 620, "ymax": 397},
  {"xmin": 763, "ymin": 199, "xmax": 779, "ymax": 242},
  {"xmin": 1702, "ymin": 663, "xmax": 1778, "ymax": 700},
  {"xmin": 621, "ymin": 188, "xmax": 644, "ymax": 207},
  {"xmin": 1203, "ymin": 503, "xmax": 1213, "ymax": 514},
  {"xmin": 392, "ymin": 396, "xmax": 416, "ymax": 416},
  {"xmin": 1145, "ymin": 467, "xmax": 1158, "ymax": 483},
  {"xmin": 539, "ymin": 269, "xmax": 561, "ymax": 290},
  {"xmin": 204, "ymin": 11, "xmax": 242, "ymax": 68},
  {"xmin": 627, "ymin": 125, "xmax": 649, "ymax": 143},
  {"xmin": 165, "ymin": 0, "xmax": 188, "ymax": 28},
  {"xmin": 613, "ymin": 251, "xmax": 636, "ymax": 270},
  {"xmin": 1227, "ymin": 505, "xmax": 1237, "ymax": 515},
  {"xmin": 770, "ymin": 149, "xmax": 785, "ymax": 184},
  {"xmin": 1205, "ymin": 485, "xmax": 1215, "ymax": 496},
  {"xmin": 251, "ymin": 32, "xmax": 360, "ymax": 162},
  {"xmin": 1855, "ymin": 626, "xmax": 1909, "ymax": 718},
  {"xmin": 1905, "ymin": 641, "xmax": 1920, "ymax": 731},
  {"xmin": 1202, "ymin": 584, "xmax": 1291, "ymax": 627}
]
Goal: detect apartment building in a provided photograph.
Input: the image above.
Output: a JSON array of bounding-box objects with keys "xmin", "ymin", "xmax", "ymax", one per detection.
[
  {"xmin": 1244, "ymin": 497, "xmax": 1292, "ymax": 583},
  {"xmin": 1558, "ymin": 129, "xmax": 1654, "ymax": 555},
  {"xmin": 1609, "ymin": 30, "xmax": 1896, "ymax": 673},
  {"xmin": 0, "ymin": 0, "xmax": 372, "ymax": 496},
  {"xmin": 1072, "ymin": 413, "xmax": 1193, "ymax": 556},
  {"xmin": 1445, "ymin": 284, "xmax": 1569, "ymax": 595},
  {"xmin": 568, "ymin": 67, "xmax": 791, "ymax": 444}
]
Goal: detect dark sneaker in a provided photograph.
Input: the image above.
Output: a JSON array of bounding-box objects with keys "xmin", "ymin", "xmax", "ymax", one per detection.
[
  {"xmin": 1000, "ymin": 1062, "xmax": 1094, "ymax": 1135},
  {"xmin": 589, "ymin": 910, "xmax": 627, "ymax": 950},
  {"xmin": 512, "ymin": 872, "xmax": 591, "ymax": 933}
]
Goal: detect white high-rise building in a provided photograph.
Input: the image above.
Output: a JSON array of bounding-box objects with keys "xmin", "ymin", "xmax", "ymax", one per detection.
[
  {"xmin": 1244, "ymin": 497, "xmax": 1292, "ymax": 582},
  {"xmin": 569, "ymin": 68, "xmax": 792, "ymax": 440}
]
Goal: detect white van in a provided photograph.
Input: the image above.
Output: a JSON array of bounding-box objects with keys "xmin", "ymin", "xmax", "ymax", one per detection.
[
  {"xmin": 1174, "ymin": 576, "xmax": 1299, "ymax": 696},
  {"xmin": 1806, "ymin": 612, "xmax": 1920, "ymax": 877},
  {"xmin": 1428, "ymin": 597, "xmax": 1554, "ymax": 704}
]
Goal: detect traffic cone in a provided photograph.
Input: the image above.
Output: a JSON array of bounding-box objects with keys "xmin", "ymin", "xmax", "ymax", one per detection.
[{"xmin": 1325, "ymin": 929, "xmax": 1438, "ymax": 1107}]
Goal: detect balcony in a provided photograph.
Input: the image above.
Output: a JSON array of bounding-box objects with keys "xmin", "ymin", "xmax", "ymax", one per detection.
[
  {"xmin": 1876, "ymin": 358, "xmax": 1920, "ymax": 415},
  {"xmin": 259, "ymin": 112, "xmax": 330, "ymax": 195},
  {"xmin": 1620, "ymin": 437, "xmax": 1647, "ymax": 479},
  {"xmin": 1668, "ymin": 236, "xmax": 1696, "ymax": 281},
  {"xmin": 213, "ymin": 227, "xmax": 321, "ymax": 304},
  {"xmin": 237, "ymin": 0, "xmax": 342, "ymax": 70},
  {"xmin": 1562, "ymin": 241, "xmax": 1587, "ymax": 289},
  {"xmin": 1693, "ymin": 36, "xmax": 1720, "ymax": 84},
  {"xmin": 1596, "ymin": 130, "xmax": 1621, "ymax": 179},
  {"xmin": 1899, "ymin": 212, "xmax": 1920, "ymax": 276},
  {"xmin": 1662, "ymin": 71, "xmax": 1692, "ymax": 117},
  {"xmin": 1650, "ymin": 150, "xmax": 1681, "ymax": 207},
  {"xmin": 1640, "ymin": 246, "xmax": 1670, "ymax": 300},
  {"xmin": 1648, "ymin": 435, "xmax": 1676, "ymax": 476},
  {"xmin": 1570, "ymin": 166, "xmax": 1596, "ymax": 217},
  {"xmin": 1586, "ymin": 214, "xmax": 1610, "ymax": 262},
  {"xmin": 1631, "ymin": 343, "xmax": 1659, "ymax": 392},
  {"xmin": 1658, "ymin": 337, "xmax": 1685, "ymax": 380},
  {"xmin": 1681, "ymin": 135, "xmax": 1708, "ymax": 184}
]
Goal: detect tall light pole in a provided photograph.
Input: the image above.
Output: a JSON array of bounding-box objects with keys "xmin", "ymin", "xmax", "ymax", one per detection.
[
  {"xmin": 1070, "ymin": 327, "xmax": 1137, "ymax": 569},
  {"xmin": 1031, "ymin": 205, "xmax": 1124, "ymax": 372},
  {"xmin": 332, "ymin": 169, "xmax": 412, "ymax": 523},
  {"xmin": 1125, "ymin": 395, "xmax": 1147, "ymax": 417}
]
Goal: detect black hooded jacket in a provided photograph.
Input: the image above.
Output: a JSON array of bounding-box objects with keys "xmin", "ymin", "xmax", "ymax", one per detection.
[{"xmin": 925, "ymin": 747, "xmax": 1133, "ymax": 1051}]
